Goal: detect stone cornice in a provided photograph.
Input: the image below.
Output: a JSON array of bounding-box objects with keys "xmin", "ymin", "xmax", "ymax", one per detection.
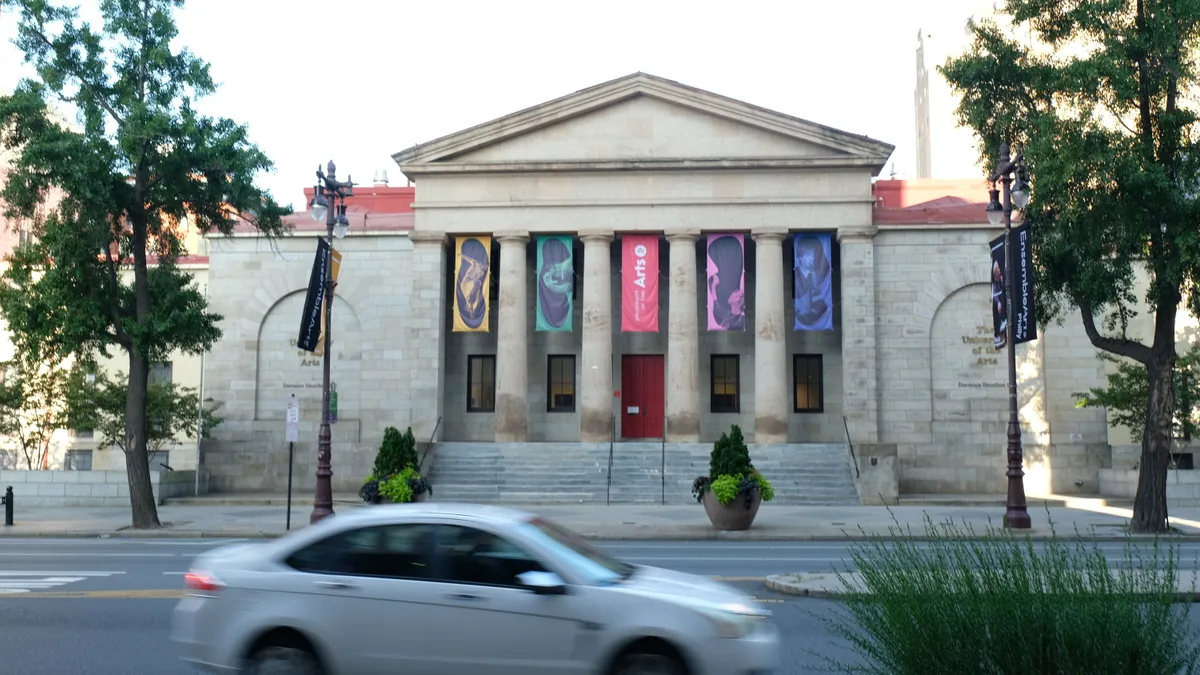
[
  {"xmin": 751, "ymin": 229, "xmax": 789, "ymax": 244},
  {"xmin": 837, "ymin": 225, "xmax": 879, "ymax": 242},
  {"xmin": 495, "ymin": 231, "xmax": 531, "ymax": 245},
  {"xmin": 664, "ymin": 230, "xmax": 701, "ymax": 244},
  {"xmin": 412, "ymin": 195, "xmax": 876, "ymax": 210},
  {"xmin": 407, "ymin": 230, "xmax": 447, "ymax": 247},
  {"xmin": 393, "ymin": 72, "xmax": 894, "ymax": 176},
  {"xmin": 579, "ymin": 230, "xmax": 615, "ymax": 245},
  {"xmin": 400, "ymin": 157, "xmax": 888, "ymax": 178}
]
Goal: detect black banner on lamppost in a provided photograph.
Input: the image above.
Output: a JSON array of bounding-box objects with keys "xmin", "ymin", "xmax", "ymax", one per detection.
[
  {"xmin": 297, "ymin": 237, "xmax": 330, "ymax": 352},
  {"xmin": 1012, "ymin": 222, "xmax": 1037, "ymax": 344},
  {"xmin": 989, "ymin": 235, "xmax": 1007, "ymax": 350},
  {"xmin": 989, "ymin": 222, "xmax": 1037, "ymax": 350}
]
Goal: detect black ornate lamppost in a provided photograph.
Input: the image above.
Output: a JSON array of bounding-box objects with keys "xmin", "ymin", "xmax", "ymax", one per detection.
[
  {"xmin": 307, "ymin": 160, "xmax": 353, "ymax": 524},
  {"xmin": 985, "ymin": 143, "xmax": 1032, "ymax": 529}
]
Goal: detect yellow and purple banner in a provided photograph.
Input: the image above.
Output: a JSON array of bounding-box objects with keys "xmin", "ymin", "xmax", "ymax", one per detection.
[{"xmin": 453, "ymin": 236, "xmax": 491, "ymax": 332}]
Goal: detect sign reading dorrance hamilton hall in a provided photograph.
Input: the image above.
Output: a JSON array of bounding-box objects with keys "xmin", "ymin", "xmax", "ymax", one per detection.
[{"xmin": 988, "ymin": 221, "xmax": 1037, "ymax": 350}]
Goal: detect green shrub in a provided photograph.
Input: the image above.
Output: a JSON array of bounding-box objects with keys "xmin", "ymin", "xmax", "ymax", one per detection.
[
  {"xmin": 378, "ymin": 470, "xmax": 414, "ymax": 503},
  {"xmin": 709, "ymin": 424, "xmax": 753, "ymax": 479},
  {"xmin": 816, "ymin": 510, "xmax": 1200, "ymax": 675},
  {"xmin": 372, "ymin": 426, "xmax": 418, "ymax": 479}
]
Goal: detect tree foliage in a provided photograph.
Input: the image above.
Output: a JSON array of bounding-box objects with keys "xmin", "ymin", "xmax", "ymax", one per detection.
[
  {"xmin": 0, "ymin": 354, "xmax": 75, "ymax": 470},
  {"xmin": 1075, "ymin": 345, "xmax": 1200, "ymax": 446},
  {"xmin": 941, "ymin": 1, "xmax": 1200, "ymax": 532},
  {"xmin": 64, "ymin": 367, "xmax": 222, "ymax": 457},
  {"xmin": 0, "ymin": 0, "xmax": 287, "ymax": 527}
]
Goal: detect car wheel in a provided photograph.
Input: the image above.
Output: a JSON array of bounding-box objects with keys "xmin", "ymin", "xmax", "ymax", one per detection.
[
  {"xmin": 245, "ymin": 644, "xmax": 325, "ymax": 675},
  {"xmin": 612, "ymin": 646, "xmax": 686, "ymax": 675}
]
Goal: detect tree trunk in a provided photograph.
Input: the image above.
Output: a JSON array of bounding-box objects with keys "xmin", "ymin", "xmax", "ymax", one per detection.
[
  {"xmin": 1132, "ymin": 353, "xmax": 1175, "ymax": 533},
  {"xmin": 125, "ymin": 351, "xmax": 161, "ymax": 528}
]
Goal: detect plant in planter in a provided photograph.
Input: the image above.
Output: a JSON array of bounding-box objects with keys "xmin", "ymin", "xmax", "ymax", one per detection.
[
  {"xmin": 360, "ymin": 426, "xmax": 432, "ymax": 504},
  {"xmin": 691, "ymin": 425, "xmax": 774, "ymax": 530}
]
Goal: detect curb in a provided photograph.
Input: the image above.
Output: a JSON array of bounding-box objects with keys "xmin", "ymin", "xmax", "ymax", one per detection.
[{"xmin": 763, "ymin": 574, "xmax": 1200, "ymax": 602}]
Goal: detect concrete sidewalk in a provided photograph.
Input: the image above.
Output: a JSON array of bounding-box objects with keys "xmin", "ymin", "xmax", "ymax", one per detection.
[
  {"xmin": 766, "ymin": 570, "xmax": 1200, "ymax": 600},
  {"xmin": 3, "ymin": 498, "xmax": 1200, "ymax": 540}
]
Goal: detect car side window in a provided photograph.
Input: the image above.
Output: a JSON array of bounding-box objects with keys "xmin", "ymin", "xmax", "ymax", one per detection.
[
  {"xmin": 435, "ymin": 525, "xmax": 548, "ymax": 588},
  {"xmin": 285, "ymin": 524, "xmax": 436, "ymax": 579}
]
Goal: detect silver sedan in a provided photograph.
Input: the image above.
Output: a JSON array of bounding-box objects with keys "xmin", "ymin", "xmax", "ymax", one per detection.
[{"xmin": 170, "ymin": 503, "xmax": 779, "ymax": 675}]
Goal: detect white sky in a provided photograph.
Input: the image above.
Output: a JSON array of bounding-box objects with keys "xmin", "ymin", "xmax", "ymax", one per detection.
[{"xmin": 1, "ymin": 0, "xmax": 993, "ymax": 209}]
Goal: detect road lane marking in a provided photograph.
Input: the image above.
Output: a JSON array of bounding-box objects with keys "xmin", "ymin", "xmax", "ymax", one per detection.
[
  {"xmin": 0, "ymin": 552, "xmax": 177, "ymax": 557},
  {"xmin": 0, "ymin": 571, "xmax": 126, "ymax": 576},
  {"xmin": 5, "ymin": 589, "xmax": 186, "ymax": 599},
  {"xmin": 0, "ymin": 570, "xmax": 122, "ymax": 593}
]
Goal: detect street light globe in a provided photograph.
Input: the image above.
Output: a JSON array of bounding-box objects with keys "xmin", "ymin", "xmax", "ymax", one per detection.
[
  {"xmin": 985, "ymin": 189, "xmax": 1004, "ymax": 226},
  {"xmin": 309, "ymin": 190, "xmax": 328, "ymax": 222},
  {"xmin": 333, "ymin": 214, "xmax": 350, "ymax": 240},
  {"xmin": 1011, "ymin": 184, "xmax": 1030, "ymax": 210}
]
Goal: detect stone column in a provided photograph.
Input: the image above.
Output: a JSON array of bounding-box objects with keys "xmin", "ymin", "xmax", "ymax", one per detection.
[
  {"xmin": 579, "ymin": 231, "xmax": 614, "ymax": 442},
  {"xmin": 838, "ymin": 225, "xmax": 879, "ymax": 443},
  {"xmin": 494, "ymin": 231, "xmax": 530, "ymax": 443},
  {"xmin": 752, "ymin": 229, "xmax": 789, "ymax": 443},
  {"xmin": 408, "ymin": 231, "xmax": 449, "ymax": 442},
  {"xmin": 666, "ymin": 230, "xmax": 701, "ymax": 441}
]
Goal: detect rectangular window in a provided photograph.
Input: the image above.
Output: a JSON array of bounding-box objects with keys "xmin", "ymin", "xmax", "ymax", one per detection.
[
  {"xmin": 547, "ymin": 355, "xmax": 576, "ymax": 412},
  {"xmin": 710, "ymin": 354, "xmax": 740, "ymax": 414},
  {"xmin": 65, "ymin": 450, "xmax": 93, "ymax": 471},
  {"xmin": 793, "ymin": 354, "xmax": 824, "ymax": 413},
  {"xmin": 149, "ymin": 362, "xmax": 173, "ymax": 386},
  {"xmin": 467, "ymin": 355, "xmax": 496, "ymax": 413},
  {"xmin": 72, "ymin": 428, "xmax": 94, "ymax": 439}
]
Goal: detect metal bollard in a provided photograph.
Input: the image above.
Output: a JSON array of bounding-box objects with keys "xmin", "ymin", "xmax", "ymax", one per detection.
[{"xmin": 3, "ymin": 485, "xmax": 12, "ymax": 526}]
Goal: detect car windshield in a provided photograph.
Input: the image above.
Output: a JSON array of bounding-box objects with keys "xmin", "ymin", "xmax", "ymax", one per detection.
[{"xmin": 518, "ymin": 517, "xmax": 636, "ymax": 585}]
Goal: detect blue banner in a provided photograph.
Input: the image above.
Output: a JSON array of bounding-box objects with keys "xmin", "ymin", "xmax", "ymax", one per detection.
[{"xmin": 792, "ymin": 233, "xmax": 833, "ymax": 331}]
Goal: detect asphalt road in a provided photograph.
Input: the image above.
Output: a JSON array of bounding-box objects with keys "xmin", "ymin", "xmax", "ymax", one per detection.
[{"xmin": 1, "ymin": 538, "xmax": 1200, "ymax": 674}]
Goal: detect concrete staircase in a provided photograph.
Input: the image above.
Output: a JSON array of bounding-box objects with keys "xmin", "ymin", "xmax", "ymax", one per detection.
[{"xmin": 429, "ymin": 441, "xmax": 860, "ymax": 506}]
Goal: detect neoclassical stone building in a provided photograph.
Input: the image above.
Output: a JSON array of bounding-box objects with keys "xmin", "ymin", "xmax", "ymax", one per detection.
[{"xmin": 197, "ymin": 73, "xmax": 1131, "ymax": 503}]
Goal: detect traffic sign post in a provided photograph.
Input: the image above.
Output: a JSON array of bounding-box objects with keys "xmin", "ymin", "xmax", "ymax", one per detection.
[{"xmin": 285, "ymin": 395, "xmax": 299, "ymax": 530}]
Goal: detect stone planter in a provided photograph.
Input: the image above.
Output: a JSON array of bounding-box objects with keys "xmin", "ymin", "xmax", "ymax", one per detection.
[
  {"xmin": 702, "ymin": 489, "xmax": 761, "ymax": 531},
  {"xmin": 373, "ymin": 491, "xmax": 430, "ymax": 505}
]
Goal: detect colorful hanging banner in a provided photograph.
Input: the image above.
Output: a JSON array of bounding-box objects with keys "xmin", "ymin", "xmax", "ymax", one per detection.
[
  {"xmin": 621, "ymin": 235, "xmax": 659, "ymax": 332},
  {"xmin": 453, "ymin": 235, "xmax": 491, "ymax": 333},
  {"xmin": 535, "ymin": 235, "xmax": 574, "ymax": 331},
  {"xmin": 706, "ymin": 234, "xmax": 746, "ymax": 331},
  {"xmin": 792, "ymin": 233, "xmax": 833, "ymax": 331}
]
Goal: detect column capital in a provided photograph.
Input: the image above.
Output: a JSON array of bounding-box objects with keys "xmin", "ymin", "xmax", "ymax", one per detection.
[
  {"xmin": 407, "ymin": 230, "xmax": 447, "ymax": 248},
  {"xmin": 495, "ymin": 231, "xmax": 530, "ymax": 246},
  {"xmin": 837, "ymin": 225, "xmax": 879, "ymax": 242},
  {"xmin": 665, "ymin": 229, "xmax": 701, "ymax": 245},
  {"xmin": 579, "ymin": 230, "xmax": 614, "ymax": 246},
  {"xmin": 751, "ymin": 229, "xmax": 789, "ymax": 245}
]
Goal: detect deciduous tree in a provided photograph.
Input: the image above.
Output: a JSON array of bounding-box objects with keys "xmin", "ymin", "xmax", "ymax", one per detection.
[
  {"xmin": 942, "ymin": 1, "xmax": 1200, "ymax": 532},
  {"xmin": 0, "ymin": 0, "xmax": 287, "ymax": 527}
]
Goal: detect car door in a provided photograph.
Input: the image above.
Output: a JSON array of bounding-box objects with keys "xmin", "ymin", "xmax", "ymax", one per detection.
[
  {"xmin": 281, "ymin": 523, "xmax": 447, "ymax": 675},
  {"xmin": 421, "ymin": 523, "xmax": 598, "ymax": 675}
]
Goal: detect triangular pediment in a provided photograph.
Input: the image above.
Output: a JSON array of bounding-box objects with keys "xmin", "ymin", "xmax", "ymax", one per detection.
[{"xmin": 393, "ymin": 73, "xmax": 895, "ymax": 175}]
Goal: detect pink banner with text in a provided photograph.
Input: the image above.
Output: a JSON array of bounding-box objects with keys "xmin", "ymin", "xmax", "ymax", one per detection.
[{"xmin": 621, "ymin": 235, "xmax": 659, "ymax": 332}]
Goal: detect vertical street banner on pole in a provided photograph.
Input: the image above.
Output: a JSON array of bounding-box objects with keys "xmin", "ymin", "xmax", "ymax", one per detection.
[
  {"xmin": 792, "ymin": 233, "xmax": 834, "ymax": 331},
  {"xmin": 1013, "ymin": 222, "xmax": 1037, "ymax": 345},
  {"xmin": 706, "ymin": 234, "xmax": 747, "ymax": 331},
  {"xmin": 535, "ymin": 235, "xmax": 574, "ymax": 331},
  {"xmin": 621, "ymin": 235, "xmax": 659, "ymax": 332},
  {"xmin": 297, "ymin": 238, "xmax": 330, "ymax": 352},
  {"xmin": 989, "ymin": 233, "xmax": 1008, "ymax": 351},
  {"xmin": 285, "ymin": 394, "xmax": 299, "ymax": 443},
  {"xmin": 453, "ymin": 236, "xmax": 492, "ymax": 332},
  {"xmin": 315, "ymin": 247, "xmax": 343, "ymax": 355}
]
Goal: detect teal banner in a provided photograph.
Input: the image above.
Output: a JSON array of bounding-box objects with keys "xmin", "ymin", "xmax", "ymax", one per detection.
[{"xmin": 535, "ymin": 235, "xmax": 574, "ymax": 331}]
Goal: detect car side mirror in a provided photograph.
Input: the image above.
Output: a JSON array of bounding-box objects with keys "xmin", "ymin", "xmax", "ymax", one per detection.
[{"xmin": 516, "ymin": 571, "xmax": 567, "ymax": 595}]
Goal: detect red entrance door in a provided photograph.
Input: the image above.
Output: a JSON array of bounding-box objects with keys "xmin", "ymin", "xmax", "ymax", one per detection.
[{"xmin": 621, "ymin": 355, "xmax": 665, "ymax": 439}]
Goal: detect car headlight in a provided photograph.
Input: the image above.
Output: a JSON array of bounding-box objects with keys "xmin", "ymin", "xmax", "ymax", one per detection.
[{"xmin": 698, "ymin": 602, "xmax": 770, "ymax": 639}]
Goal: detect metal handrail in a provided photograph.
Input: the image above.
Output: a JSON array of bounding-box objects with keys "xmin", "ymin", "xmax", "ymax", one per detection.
[
  {"xmin": 418, "ymin": 416, "xmax": 443, "ymax": 474},
  {"xmin": 606, "ymin": 414, "xmax": 615, "ymax": 505},
  {"xmin": 842, "ymin": 415, "xmax": 860, "ymax": 479}
]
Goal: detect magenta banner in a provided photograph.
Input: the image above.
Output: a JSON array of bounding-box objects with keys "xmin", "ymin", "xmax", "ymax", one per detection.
[
  {"xmin": 706, "ymin": 234, "xmax": 746, "ymax": 331},
  {"xmin": 621, "ymin": 235, "xmax": 659, "ymax": 332}
]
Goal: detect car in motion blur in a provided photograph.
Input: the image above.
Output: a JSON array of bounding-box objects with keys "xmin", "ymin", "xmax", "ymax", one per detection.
[{"xmin": 170, "ymin": 502, "xmax": 779, "ymax": 675}]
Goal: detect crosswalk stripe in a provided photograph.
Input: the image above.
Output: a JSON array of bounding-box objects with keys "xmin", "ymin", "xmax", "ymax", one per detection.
[{"xmin": 0, "ymin": 570, "xmax": 120, "ymax": 594}]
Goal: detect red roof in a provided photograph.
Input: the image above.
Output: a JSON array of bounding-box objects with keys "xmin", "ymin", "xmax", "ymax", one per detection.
[{"xmin": 872, "ymin": 179, "xmax": 991, "ymax": 226}]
